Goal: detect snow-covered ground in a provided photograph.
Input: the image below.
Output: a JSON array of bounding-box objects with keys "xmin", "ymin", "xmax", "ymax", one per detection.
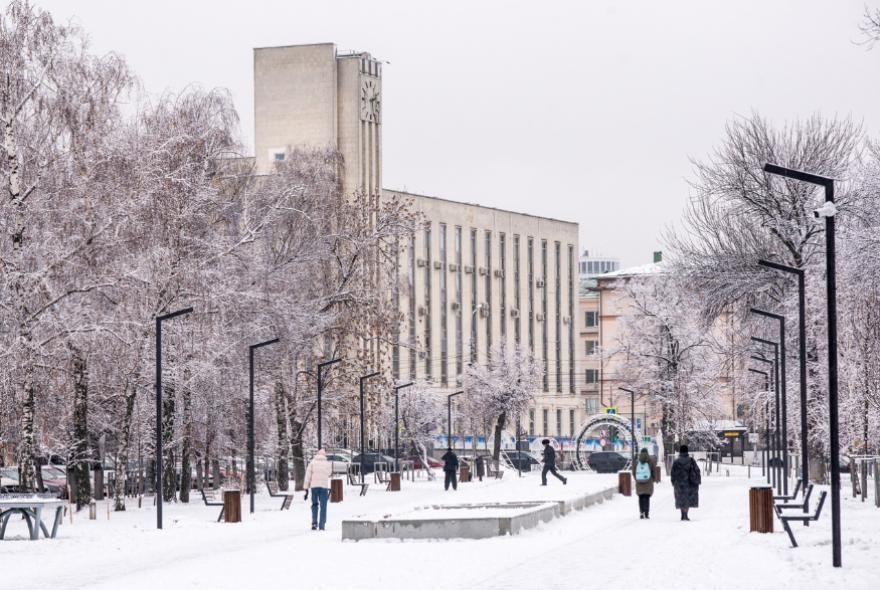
[{"xmin": 2, "ymin": 466, "xmax": 878, "ymax": 590}]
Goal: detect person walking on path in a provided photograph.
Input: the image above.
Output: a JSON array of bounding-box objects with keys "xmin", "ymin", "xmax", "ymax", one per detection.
[
  {"xmin": 540, "ymin": 439, "xmax": 567, "ymax": 486},
  {"xmin": 475, "ymin": 455, "xmax": 485, "ymax": 482},
  {"xmin": 304, "ymin": 449, "xmax": 333, "ymax": 530},
  {"xmin": 632, "ymin": 447, "xmax": 657, "ymax": 519},
  {"xmin": 670, "ymin": 445, "xmax": 701, "ymax": 521},
  {"xmin": 441, "ymin": 447, "xmax": 459, "ymax": 491}
]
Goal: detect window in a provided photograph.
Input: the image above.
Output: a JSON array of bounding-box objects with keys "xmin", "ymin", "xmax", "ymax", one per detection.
[
  {"xmin": 541, "ymin": 240, "xmax": 548, "ymax": 392},
  {"xmin": 424, "ymin": 223, "xmax": 432, "ymax": 378},
  {"xmin": 513, "ymin": 235, "xmax": 521, "ymax": 344},
  {"xmin": 585, "ymin": 369, "xmax": 599, "ymax": 384},
  {"xmin": 499, "ymin": 233, "xmax": 506, "ymax": 338},
  {"xmin": 527, "ymin": 237, "xmax": 535, "ymax": 353},
  {"xmin": 585, "ymin": 340, "xmax": 597, "ymax": 356},
  {"xmin": 455, "ymin": 227, "xmax": 463, "ymax": 378},
  {"xmin": 555, "ymin": 241, "xmax": 561, "ymax": 393},
  {"xmin": 440, "ymin": 224, "xmax": 448, "ymax": 386},
  {"xmin": 586, "ymin": 398, "xmax": 598, "ymax": 414},
  {"xmin": 470, "ymin": 229, "xmax": 478, "ymax": 363},
  {"xmin": 409, "ymin": 233, "xmax": 417, "ymax": 378},
  {"xmin": 529, "ymin": 409, "xmax": 535, "ymax": 436},
  {"xmin": 569, "ymin": 409, "xmax": 576, "ymax": 437},
  {"xmin": 485, "ymin": 231, "xmax": 492, "ymax": 357},
  {"xmin": 585, "ymin": 311, "xmax": 598, "ymax": 327},
  {"xmin": 542, "ymin": 408, "xmax": 549, "ymax": 437},
  {"xmin": 568, "ymin": 245, "xmax": 575, "ymax": 394},
  {"xmin": 556, "ymin": 409, "xmax": 562, "ymax": 438}
]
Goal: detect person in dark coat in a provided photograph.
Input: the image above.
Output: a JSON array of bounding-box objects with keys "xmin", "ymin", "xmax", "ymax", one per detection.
[
  {"xmin": 540, "ymin": 439, "xmax": 567, "ymax": 486},
  {"xmin": 475, "ymin": 455, "xmax": 485, "ymax": 482},
  {"xmin": 670, "ymin": 445, "xmax": 701, "ymax": 520},
  {"xmin": 631, "ymin": 448, "xmax": 656, "ymax": 519},
  {"xmin": 441, "ymin": 447, "xmax": 459, "ymax": 491}
]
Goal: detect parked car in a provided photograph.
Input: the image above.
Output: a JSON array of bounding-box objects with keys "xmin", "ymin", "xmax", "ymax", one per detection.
[
  {"xmin": 503, "ymin": 450, "xmax": 540, "ymax": 472},
  {"xmin": 324, "ymin": 453, "xmax": 352, "ymax": 475},
  {"xmin": 406, "ymin": 454, "xmax": 443, "ymax": 469},
  {"xmin": 350, "ymin": 453, "xmax": 397, "ymax": 474},
  {"xmin": 587, "ymin": 451, "xmax": 628, "ymax": 474}
]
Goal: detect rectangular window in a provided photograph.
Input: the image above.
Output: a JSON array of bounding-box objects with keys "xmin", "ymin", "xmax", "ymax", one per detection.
[
  {"xmin": 555, "ymin": 241, "xmax": 561, "ymax": 393},
  {"xmin": 527, "ymin": 237, "xmax": 535, "ymax": 354},
  {"xmin": 513, "ymin": 235, "xmax": 521, "ymax": 345},
  {"xmin": 393, "ymin": 236, "xmax": 400, "ymax": 380},
  {"xmin": 409, "ymin": 233, "xmax": 417, "ymax": 379},
  {"xmin": 569, "ymin": 409, "xmax": 576, "ymax": 437},
  {"xmin": 586, "ymin": 397, "xmax": 598, "ymax": 414},
  {"xmin": 470, "ymin": 229, "xmax": 478, "ymax": 363},
  {"xmin": 585, "ymin": 311, "xmax": 598, "ymax": 327},
  {"xmin": 455, "ymin": 226, "xmax": 463, "ymax": 378},
  {"xmin": 440, "ymin": 223, "xmax": 448, "ymax": 386},
  {"xmin": 568, "ymin": 245, "xmax": 575, "ymax": 394},
  {"xmin": 424, "ymin": 223, "xmax": 432, "ymax": 379},
  {"xmin": 485, "ymin": 230, "xmax": 492, "ymax": 357},
  {"xmin": 585, "ymin": 369, "xmax": 599, "ymax": 384},
  {"xmin": 556, "ymin": 409, "xmax": 562, "ymax": 438},
  {"xmin": 529, "ymin": 409, "xmax": 535, "ymax": 436},
  {"xmin": 542, "ymin": 408, "xmax": 549, "ymax": 437},
  {"xmin": 499, "ymin": 233, "xmax": 506, "ymax": 339},
  {"xmin": 585, "ymin": 340, "xmax": 597, "ymax": 356},
  {"xmin": 542, "ymin": 239, "xmax": 548, "ymax": 392}
]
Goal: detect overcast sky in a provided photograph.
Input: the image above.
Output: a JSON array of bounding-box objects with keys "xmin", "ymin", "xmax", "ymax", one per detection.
[{"xmin": 37, "ymin": 0, "xmax": 880, "ymax": 267}]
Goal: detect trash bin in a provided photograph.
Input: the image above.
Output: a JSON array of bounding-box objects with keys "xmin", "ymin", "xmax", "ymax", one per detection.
[
  {"xmin": 618, "ymin": 471, "xmax": 632, "ymax": 496},
  {"xmin": 223, "ymin": 489, "xmax": 241, "ymax": 523},
  {"xmin": 749, "ymin": 486, "xmax": 773, "ymax": 533},
  {"xmin": 460, "ymin": 462, "xmax": 471, "ymax": 483},
  {"xmin": 388, "ymin": 472, "xmax": 401, "ymax": 492},
  {"xmin": 330, "ymin": 478, "xmax": 344, "ymax": 503},
  {"xmin": 653, "ymin": 465, "xmax": 661, "ymax": 483}
]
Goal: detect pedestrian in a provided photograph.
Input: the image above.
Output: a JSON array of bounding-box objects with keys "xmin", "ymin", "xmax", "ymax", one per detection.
[
  {"xmin": 303, "ymin": 448, "xmax": 332, "ymax": 530},
  {"xmin": 632, "ymin": 447, "xmax": 656, "ymax": 519},
  {"xmin": 441, "ymin": 447, "xmax": 459, "ymax": 491},
  {"xmin": 540, "ymin": 439, "xmax": 567, "ymax": 486},
  {"xmin": 670, "ymin": 444, "xmax": 701, "ymax": 521},
  {"xmin": 475, "ymin": 455, "xmax": 485, "ymax": 482}
]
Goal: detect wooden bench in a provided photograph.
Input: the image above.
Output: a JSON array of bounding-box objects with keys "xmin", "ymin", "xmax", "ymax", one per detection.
[
  {"xmin": 200, "ymin": 488, "xmax": 225, "ymax": 522},
  {"xmin": 773, "ymin": 479, "xmax": 802, "ymax": 502},
  {"xmin": 265, "ymin": 481, "xmax": 297, "ymax": 510},
  {"xmin": 346, "ymin": 471, "xmax": 370, "ymax": 496},
  {"xmin": 775, "ymin": 483, "xmax": 814, "ymax": 518},
  {"xmin": 777, "ymin": 490, "xmax": 827, "ymax": 547}
]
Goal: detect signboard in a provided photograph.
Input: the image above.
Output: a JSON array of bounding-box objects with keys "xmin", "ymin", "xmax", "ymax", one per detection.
[
  {"xmin": 636, "ymin": 418, "xmax": 642, "ymax": 430},
  {"xmin": 643, "ymin": 435, "xmax": 652, "ymax": 443},
  {"xmin": 748, "ymin": 433, "xmax": 759, "ymax": 444},
  {"xmin": 605, "ymin": 407, "xmax": 618, "ymax": 415}
]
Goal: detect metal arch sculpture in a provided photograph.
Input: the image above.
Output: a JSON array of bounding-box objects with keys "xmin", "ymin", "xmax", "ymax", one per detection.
[{"xmin": 574, "ymin": 413, "xmax": 636, "ymax": 471}]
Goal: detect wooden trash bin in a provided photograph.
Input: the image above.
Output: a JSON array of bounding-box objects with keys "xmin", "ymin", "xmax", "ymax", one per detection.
[
  {"xmin": 460, "ymin": 462, "xmax": 471, "ymax": 483},
  {"xmin": 223, "ymin": 489, "xmax": 241, "ymax": 523},
  {"xmin": 653, "ymin": 465, "xmax": 662, "ymax": 483},
  {"xmin": 618, "ymin": 471, "xmax": 632, "ymax": 496},
  {"xmin": 388, "ymin": 472, "xmax": 401, "ymax": 492},
  {"xmin": 330, "ymin": 478, "xmax": 344, "ymax": 503},
  {"xmin": 749, "ymin": 486, "xmax": 774, "ymax": 533}
]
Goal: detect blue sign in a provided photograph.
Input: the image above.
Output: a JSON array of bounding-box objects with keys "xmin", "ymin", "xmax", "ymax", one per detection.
[{"xmin": 636, "ymin": 418, "xmax": 642, "ymax": 430}]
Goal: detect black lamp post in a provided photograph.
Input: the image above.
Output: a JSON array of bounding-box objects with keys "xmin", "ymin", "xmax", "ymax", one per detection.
[
  {"xmin": 316, "ymin": 358, "xmax": 341, "ymax": 450},
  {"xmin": 764, "ymin": 162, "xmax": 841, "ymax": 567},
  {"xmin": 447, "ymin": 391, "xmax": 463, "ymax": 450},
  {"xmin": 751, "ymin": 308, "xmax": 789, "ymax": 496},
  {"xmin": 359, "ymin": 372, "xmax": 381, "ymax": 485},
  {"xmin": 155, "ymin": 307, "xmax": 193, "ymax": 530},
  {"xmin": 393, "ymin": 382, "xmax": 414, "ymax": 472},
  {"xmin": 748, "ymin": 367, "xmax": 771, "ymax": 483},
  {"xmin": 751, "ymin": 336, "xmax": 783, "ymax": 494},
  {"xmin": 758, "ymin": 259, "xmax": 809, "ymax": 492},
  {"xmin": 619, "ymin": 387, "xmax": 637, "ymax": 466},
  {"xmin": 248, "ymin": 337, "xmax": 280, "ymax": 514},
  {"xmin": 751, "ymin": 357, "xmax": 778, "ymax": 489}
]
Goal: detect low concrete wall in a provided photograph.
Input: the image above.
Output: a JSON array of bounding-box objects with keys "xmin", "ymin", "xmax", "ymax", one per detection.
[{"xmin": 342, "ymin": 486, "xmax": 616, "ymax": 541}]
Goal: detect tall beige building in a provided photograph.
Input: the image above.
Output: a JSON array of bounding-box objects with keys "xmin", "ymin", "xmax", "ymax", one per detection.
[{"xmin": 253, "ymin": 43, "xmax": 585, "ymax": 440}]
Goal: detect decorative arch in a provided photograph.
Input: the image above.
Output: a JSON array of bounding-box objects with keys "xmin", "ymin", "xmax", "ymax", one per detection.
[{"xmin": 574, "ymin": 413, "xmax": 636, "ymax": 471}]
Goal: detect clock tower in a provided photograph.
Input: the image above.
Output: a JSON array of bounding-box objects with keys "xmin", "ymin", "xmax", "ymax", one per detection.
[{"xmin": 253, "ymin": 43, "xmax": 382, "ymax": 201}]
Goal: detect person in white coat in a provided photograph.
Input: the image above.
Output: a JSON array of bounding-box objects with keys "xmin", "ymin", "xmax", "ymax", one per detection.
[{"xmin": 304, "ymin": 449, "xmax": 333, "ymax": 530}]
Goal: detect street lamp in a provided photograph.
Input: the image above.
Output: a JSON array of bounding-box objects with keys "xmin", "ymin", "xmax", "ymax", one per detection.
[
  {"xmin": 758, "ymin": 259, "xmax": 809, "ymax": 491},
  {"xmin": 317, "ymin": 358, "xmax": 341, "ymax": 450},
  {"xmin": 619, "ymin": 387, "xmax": 637, "ymax": 467},
  {"xmin": 393, "ymin": 382, "xmax": 414, "ymax": 472},
  {"xmin": 748, "ymin": 367, "xmax": 771, "ymax": 483},
  {"xmin": 155, "ymin": 306, "xmax": 193, "ymax": 530},
  {"xmin": 750, "ymin": 308, "xmax": 789, "ymax": 496},
  {"xmin": 447, "ymin": 391, "xmax": 463, "ymax": 450},
  {"xmin": 359, "ymin": 372, "xmax": 381, "ymax": 485},
  {"xmin": 751, "ymin": 357, "xmax": 778, "ymax": 488},
  {"xmin": 751, "ymin": 336, "xmax": 784, "ymax": 495},
  {"xmin": 764, "ymin": 162, "xmax": 841, "ymax": 566},
  {"xmin": 248, "ymin": 337, "xmax": 280, "ymax": 514}
]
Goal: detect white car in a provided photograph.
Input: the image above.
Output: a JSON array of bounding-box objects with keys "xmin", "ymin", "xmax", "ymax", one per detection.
[{"xmin": 324, "ymin": 453, "xmax": 352, "ymax": 475}]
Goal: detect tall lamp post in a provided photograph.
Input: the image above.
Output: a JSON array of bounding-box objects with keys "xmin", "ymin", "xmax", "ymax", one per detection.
[
  {"xmin": 752, "ymin": 336, "xmax": 784, "ymax": 495},
  {"xmin": 447, "ymin": 391, "xmax": 463, "ymax": 450},
  {"xmin": 748, "ymin": 367, "xmax": 771, "ymax": 483},
  {"xmin": 393, "ymin": 382, "xmax": 414, "ymax": 472},
  {"xmin": 751, "ymin": 357, "xmax": 778, "ymax": 489},
  {"xmin": 359, "ymin": 372, "xmax": 381, "ymax": 485},
  {"xmin": 316, "ymin": 358, "xmax": 341, "ymax": 450},
  {"xmin": 758, "ymin": 259, "xmax": 809, "ymax": 491},
  {"xmin": 155, "ymin": 307, "xmax": 194, "ymax": 530},
  {"xmin": 619, "ymin": 387, "xmax": 637, "ymax": 467},
  {"xmin": 750, "ymin": 308, "xmax": 789, "ymax": 496},
  {"xmin": 764, "ymin": 162, "xmax": 841, "ymax": 567},
  {"xmin": 248, "ymin": 337, "xmax": 280, "ymax": 514}
]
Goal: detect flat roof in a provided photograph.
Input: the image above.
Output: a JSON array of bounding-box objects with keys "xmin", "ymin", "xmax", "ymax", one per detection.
[{"xmin": 383, "ymin": 187, "xmax": 579, "ymax": 227}]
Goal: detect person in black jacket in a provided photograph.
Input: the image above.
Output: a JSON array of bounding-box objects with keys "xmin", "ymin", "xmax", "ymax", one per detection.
[
  {"xmin": 540, "ymin": 439, "xmax": 567, "ymax": 486},
  {"xmin": 670, "ymin": 445, "xmax": 701, "ymax": 520},
  {"xmin": 441, "ymin": 448, "xmax": 459, "ymax": 491},
  {"xmin": 475, "ymin": 455, "xmax": 485, "ymax": 482}
]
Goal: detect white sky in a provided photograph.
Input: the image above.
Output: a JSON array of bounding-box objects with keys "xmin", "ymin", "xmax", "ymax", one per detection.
[{"xmin": 36, "ymin": 0, "xmax": 880, "ymax": 267}]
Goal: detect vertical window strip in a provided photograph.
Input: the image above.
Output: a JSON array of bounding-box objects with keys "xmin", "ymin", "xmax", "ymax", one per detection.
[
  {"xmin": 409, "ymin": 233, "xmax": 417, "ymax": 379},
  {"xmin": 485, "ymin": 230, "xmax": 492, "ymax": 358},
  {"xmin": 513, "ymin": 235, "xmax": 520, "ymax": 345},
  {"xmin": 568, "ymin": 245, "xmax": 575, "ymax": 394},
  {"xmin": 455, "ymin": 226, "xmax": 463, "ymax": 379},
  {"xmin": 440, "ymin": 223, "xmax": 448, "ymax": 386},
  {"xmin": 555, "ymin": 241, "xmax": 561, "ymax": 393},
  {"xmin": 470, "ymin": 229, "xmax": 478, "ymax": 364},
  {"xmin": 541, "ymin": 240, "xmax": 548, "ymax": 392},
  {"xmin": 424, "ymin": 223, "xmax": 432, "ymax": 379}
]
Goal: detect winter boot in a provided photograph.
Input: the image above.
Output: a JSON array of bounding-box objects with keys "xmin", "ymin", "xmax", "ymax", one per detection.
[{"xmin": 639, "ymin": 512, "xmax": 645, "ymax": 519}]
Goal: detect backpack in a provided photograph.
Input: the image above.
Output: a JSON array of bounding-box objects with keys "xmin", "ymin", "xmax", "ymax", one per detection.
[{"xmin": 635, "ymin": 460, "xmax": 652, "ymax": 482}]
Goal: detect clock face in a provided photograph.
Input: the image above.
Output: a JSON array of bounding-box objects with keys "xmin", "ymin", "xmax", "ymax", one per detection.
[{"xmin": 360, "ymin": 78, "xmax": 380, "ymax": 123}]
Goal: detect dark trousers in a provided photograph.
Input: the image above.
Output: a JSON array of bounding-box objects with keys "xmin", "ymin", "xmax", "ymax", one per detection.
[
  {"xmin": 542, "ymin": 464, "xmax": 565, "ymax": 485},
  {"xmin": 310, "ymin": 487, "xmax": 329, "ymax": 529},
  {"xmin": 638, "ymin": 494, "xmax": 651, "ymax": 516},
  {"xmin": 444, "ymin": 471, "xmax": 457, "ymax": 491}
]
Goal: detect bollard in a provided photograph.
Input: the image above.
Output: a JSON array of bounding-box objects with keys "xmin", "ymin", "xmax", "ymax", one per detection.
[
  {"xmin": 874, "ymin": 459, "xmax": 880, "ymax": 508},
  {"xmin": 89, "ymin": 499, "xmax": 97, "ymax": 520},
  {"xmin": 862, "ymin": 461, "xmax": 869, "ymax": 503}
]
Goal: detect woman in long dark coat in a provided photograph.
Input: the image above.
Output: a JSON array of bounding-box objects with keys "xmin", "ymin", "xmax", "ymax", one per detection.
[{"xmin": 670, "ymin": 445, "xmax": 701, "ymax": 520}]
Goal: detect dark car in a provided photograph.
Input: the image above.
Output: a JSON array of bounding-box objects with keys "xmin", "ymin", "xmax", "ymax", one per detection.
[
  {"xmin": 350, "ymin": 453, "xmax": 396, "ymax": 474},
  {"xmin": 504, "ymin": 450, "xmax": 539, "ymax": 472},
  {"xmin": 587, "ymin": 451, "xmax": 628, "ymax": 473},
  {"xmin": 406, "ymin": 454, "xmax": 443, "ymax": 469}
]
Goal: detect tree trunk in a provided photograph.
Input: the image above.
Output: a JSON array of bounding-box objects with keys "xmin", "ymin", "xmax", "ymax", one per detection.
[
  {"xmin": 274, "ymin": 381, "xmax": 290, "ymax": 491},
  {"xmin": 179, "ymin": 370, "xmax": 193, "ymax": 503},
  {"xmin": 290, "ymin": 417, "xmax": 306, "ymax": 491},
  {"xmin": 17, "ymin": 360, "xmax": 37, "ymax": 491},
  {"xmin": 114, "ymin": 377, "xmax": 138, "ymax": 510},
  {"xmin": 71, "ymin": 349, "xmax": 92, "ymax": 509},
  {"xmin": 211, "ymin": 459, "xmax": 220, "ymax": 490},
  {"xmin": 492, "ymin": 411, "xmax": 507, "ymax": 462},
  {"xmin": 162, "ymin": 380, "xmax": 176, "ymax": 502}
]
